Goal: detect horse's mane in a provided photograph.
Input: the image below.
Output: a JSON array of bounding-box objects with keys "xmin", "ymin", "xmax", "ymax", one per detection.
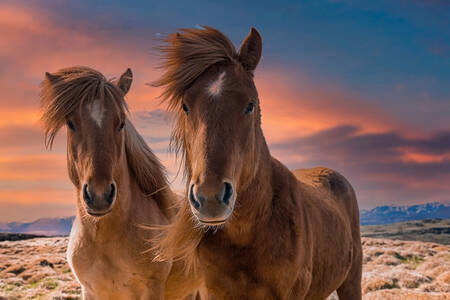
[
  {"xmin": 124, "ymin": 118, "xmax": 169, "ymax": 199},
  {"xmin": 40, "ymin": 66, "xmax": 168, "ymax": 198}
]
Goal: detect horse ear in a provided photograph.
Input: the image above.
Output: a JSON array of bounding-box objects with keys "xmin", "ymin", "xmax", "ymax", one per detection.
[
  {"xmin": 45, "ymin": 72, "xmax": 60, "ymax": 83},
  {"xmin": 117, "ymin": 68, "xmax": 133, "ymax": 95},
  {"xmin": 238, "ymin": 27, "xmax": 262, "ymax": 72}
]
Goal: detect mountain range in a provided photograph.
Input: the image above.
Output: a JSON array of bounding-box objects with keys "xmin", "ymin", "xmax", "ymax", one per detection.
[
  {"xmin": 0, "ymin": 203, "xmax": 448, "ymax": 236},
  {"xmin": 360, "ymin": 202, "xmax": 450, "ymax": 225},
  {"xmin": 0, "ymin": 216, "xmax": 74, "ymax": 236}
]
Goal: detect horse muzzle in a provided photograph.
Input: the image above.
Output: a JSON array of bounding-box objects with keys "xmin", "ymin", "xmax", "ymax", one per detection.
[
  {"xmin": 188, "ymin": 180, "xmax": 235, "ymax": 225},
  {"xmin": 82, "ymin": 182, "xmax": 116, "ymax": 217}
]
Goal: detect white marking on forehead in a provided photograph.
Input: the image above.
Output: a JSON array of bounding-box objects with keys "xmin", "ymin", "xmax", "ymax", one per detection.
[
  {"xmin": 90, "ymin": 99, "xmax": 104, "ymax": 127},
  {"xmin": 207, "ymin": 71, "xmax": 226, "ymax": 97}
]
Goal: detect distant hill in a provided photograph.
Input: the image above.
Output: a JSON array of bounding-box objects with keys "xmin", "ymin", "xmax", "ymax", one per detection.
[
  {"xmin": 0, "ymin": 233, "xmax": 47, "ymax": 242},
  {"xmin": 0, "ymin": 203, "xmax": 448, "ymax": 236},
  {"xmin": 0, "ymin": 216, "xmax": 74, "ymax": 236},
  {"xmin": 360, "ymin": 218, "xmax": 450, "ymax": 245},
  {"xmin": 360, "ymin": 202, "xmax": 449, "ymax": 225}
]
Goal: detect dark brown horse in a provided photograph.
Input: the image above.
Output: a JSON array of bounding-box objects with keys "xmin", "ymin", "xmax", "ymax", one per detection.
[
  {"xmin": 40, "ymin": 66, "xmax": 198, "ymax": 299},
  {"xmin": 152, "ymin": 27, "xmax": 362, "ymax": 299}
]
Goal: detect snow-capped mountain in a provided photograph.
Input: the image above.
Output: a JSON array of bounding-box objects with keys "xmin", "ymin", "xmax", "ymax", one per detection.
[
  {"xmin": 0, "ymin": 216, "xmax": 74, "ymax": 236},
  {"xmin": 360, "ymin": 202, "xmax": 450, "ymax": 225}
]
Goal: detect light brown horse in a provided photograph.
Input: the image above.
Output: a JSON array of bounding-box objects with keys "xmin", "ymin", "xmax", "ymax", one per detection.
[
  {"xmin": 40, "ymin": 66, "xmax": 198, "ymax": 299},
  {"xmin": 152, "ymin": 27, "xmax": 362, "ymax": 299}
]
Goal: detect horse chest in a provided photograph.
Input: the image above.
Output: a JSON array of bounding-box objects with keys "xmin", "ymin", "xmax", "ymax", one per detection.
[
  {"xmin": 199, "ymin": 239, "xmax": 300, "ymax": 299},
  {"xmin": 67, "ymin": 220, "xmax": 167, "ymax": 299}
]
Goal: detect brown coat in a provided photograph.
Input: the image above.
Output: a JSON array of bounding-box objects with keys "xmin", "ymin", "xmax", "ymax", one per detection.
[
  {"xmin": 152, "ymin": 27, "xmax": 362, "ymax": 299},
  {"xmin": 40, "ymin": 67, "xmax": 198, "ymax": 299}
]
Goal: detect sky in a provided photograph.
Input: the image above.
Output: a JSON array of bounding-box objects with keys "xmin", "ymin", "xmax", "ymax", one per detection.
[{"xmin": 0, "ymin": 0, "xmax": 449, "ymax": 221}]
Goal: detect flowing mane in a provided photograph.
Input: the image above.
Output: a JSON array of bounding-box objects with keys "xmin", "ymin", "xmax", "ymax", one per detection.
[
  {"xmin": 124, "ymin": 118, "xmax": 169, "ymax": 198},
  {"xmin": 152, "ymin": 26, "xmax": 237, "ymax": 110},
  {"xmin": 40, "ymin": 66, "xmax": 168, "ymax": 197}
]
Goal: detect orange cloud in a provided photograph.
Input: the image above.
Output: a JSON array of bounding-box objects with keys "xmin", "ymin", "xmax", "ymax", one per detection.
[
  {"xmin": 256, "ymin": 67, "xmax": 416, "ymax": 143},
  {"xmin": 398, "ymin": 148, "xmax": 450, "ymax": 164},
  {"xmin": 0, "ymin": 2, "xmax": 163, "ymax": 114},
  {"xmin": 0, "ymin": 109, "xmax": 39, "ymax": 128},
  {"xmin": 0, "ymin": 188, "xmax": 74, "ymax": 205},
  {"xmin": 363, "ymin": 171, "xmax": 450, "ymax": 191},
  {"xmin": 0, "ymin": 154, "xmax": 67, "ymax": 181}
]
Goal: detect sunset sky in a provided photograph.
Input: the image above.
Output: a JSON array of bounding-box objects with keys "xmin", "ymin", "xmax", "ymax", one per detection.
[{"xmin": 0, "ymin": 0, "xmax": 449, "ymax": 221}]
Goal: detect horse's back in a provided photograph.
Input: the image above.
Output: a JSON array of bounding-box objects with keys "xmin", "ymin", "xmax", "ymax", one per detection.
[
  {"xmin": 293, "ymin": 167, "xmax": 359, "ymax": 225},
  {"xmin": 293, "ymin": 167, "xmax": 352, "ymax": 197}
]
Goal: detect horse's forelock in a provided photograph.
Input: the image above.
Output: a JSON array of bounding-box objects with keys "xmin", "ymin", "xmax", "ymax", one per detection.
[
  {"xmin": 40, "ymin": 66, "xmax": 126, "ymax": 149},
  {"xmin": 152, "ymin": 26, "xmax": 237, "ymax": 109}
]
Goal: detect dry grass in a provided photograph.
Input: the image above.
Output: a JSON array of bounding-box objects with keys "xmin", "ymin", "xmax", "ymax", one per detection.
[
  {"xmin": 361, "ymin": 219, "xmax": 450, "ymax": 245},
  {"xmin": 360, "ymin": 238, "xmax": 449, "ymax": 299},
  {"xmin": 0, "ymin": 238, "xmax": 79, "ymax": 299},
  {"xmin": 0, "ymin": 237, "xmax": 449, "ymax": 299}
]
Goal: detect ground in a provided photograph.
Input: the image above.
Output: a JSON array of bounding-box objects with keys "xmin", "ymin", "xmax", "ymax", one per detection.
[
  {"xmin": 0, "ymin": 237, "xmax": 449, "ymax": 299},
  {"xmin": 360, "ymin": 219, "xmax": 450, "ymax": 245}
]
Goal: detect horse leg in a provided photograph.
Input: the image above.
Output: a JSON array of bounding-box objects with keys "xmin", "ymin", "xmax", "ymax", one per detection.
[{"xmin": 336, "ymin": 241, "xmax": 362, "ymax": 300}]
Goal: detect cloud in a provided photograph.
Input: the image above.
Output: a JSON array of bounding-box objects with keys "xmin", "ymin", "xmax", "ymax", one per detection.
[
  {"xmin": 0, "ymin": 126, "xmax": 45, "ymax": 152},
  {"xmin": 0, "ymin": 2, "xmax": 163, "ymax": 113},
  {"xmin": 0, "ymin": 187, "xmax": 74, "ymax": 206},
  {"xmin": 0, "ymin": 154, "xmax": 68, "ymax": 181},
  {"xmin": 0, "ymin": 202, "xmax": 75, "ymax": 222},
  {"xmin": 255, "ymin": 66, "xmax": 416, "ymax": 143},
  {"xmin": 270, "ymin": 126, "xmax": 450, "ymax": 208}
]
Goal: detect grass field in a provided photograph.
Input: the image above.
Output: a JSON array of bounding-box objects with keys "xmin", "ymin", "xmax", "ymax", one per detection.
[{"xmin": 0, "ymin": 219, "xmax": 449, "ymax": 299}]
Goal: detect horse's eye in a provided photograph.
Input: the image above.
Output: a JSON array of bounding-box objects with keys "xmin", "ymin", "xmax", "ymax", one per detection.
[
  {"xmin": 67, "ymin": 120, "xmax": 75, "ymax": 131},
  {"xmin": 244, "ymin": 102, "xmax": 255, "ymax": 114},
  {"xmin": 182, "ymin": 103, "xmax": 189, "ymax": 115},
  {"xmin": 118, "ymin": 121, "xmax": 125, "ymax": 131}
]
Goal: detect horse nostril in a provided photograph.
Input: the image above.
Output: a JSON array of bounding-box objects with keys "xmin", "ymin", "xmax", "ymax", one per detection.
[
  {"xmin": 83, "ymin": 184, "xmax": 92, "ymax": 205},
  {"xmin": 221, "ymin": 182, "xmax": 233, "ymax": 205},
  {"xmin": 189, "ymin": 184, "xmax": 201, "ymax": 210},
  {"xmin": 107, "ymin": 183, "xmax": 116, "ymax": 204}
]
